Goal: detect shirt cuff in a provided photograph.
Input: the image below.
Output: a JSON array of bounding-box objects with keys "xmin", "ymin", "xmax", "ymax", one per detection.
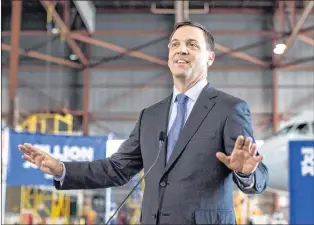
[
  {"xmin": 234, "ymin": 171, "xmax": 255, "ymax": 189},
  {"xmin": 54, "ymin": 162, "xmax": 66, "ymax": 186}
]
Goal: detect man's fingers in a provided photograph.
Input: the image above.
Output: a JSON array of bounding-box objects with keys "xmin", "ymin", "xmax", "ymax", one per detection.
[
  {"xmin": 18, "ymin": 144, "xmax": 33, "ymax": 156},
  {"xmin": 243, "ymin": 137, "xmax": 252, "ymax": 152},
  {"xmin": 234, "ymin": 136, "xmax": 244, "ymax": 149},
  {"xmin": 18, "ymin": 145, "xmax": 27, "ymax": 154},
  {"xmin": 249, "ymin": 143, "xmax": 257, "ymax": 156},
  {"xmin": 216, "ymin": 152, "xmax": 230, "ymax": 165},
  {"xmin": 24, "ymin": 143, "xmax": 39, "ymax": 154},
  {"xmin": 24, "ymin": 143, "xmax": 47, "ymax": 157},
  {"xmin": 20, "ymin": 143, "xmax": 38, "ymax": 157},
  {"xmin": 255, "ymin": 154, "xmax": 264, "ymax": 162},
  {"xmin": 22, "ymin": 155, "xmax": 35, "ymax": 164}
]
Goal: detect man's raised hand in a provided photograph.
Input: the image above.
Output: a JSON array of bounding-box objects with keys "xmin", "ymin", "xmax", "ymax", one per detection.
[
  {"xmin": 18, "ymin": 143, "xmax": 63, "ymax": 176},
  {"xmin": 216, "ymin": 136, "xmax": 264, "ymax": 175}
]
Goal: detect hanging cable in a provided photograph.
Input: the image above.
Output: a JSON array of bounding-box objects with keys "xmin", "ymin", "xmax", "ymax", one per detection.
[
  {"xmin": 3, "ymin": 36, "xmax": 59, "ymax": 64},
  {"xmin": 85, "ymin": 35, "xmax": 170, "ymax": 70}
]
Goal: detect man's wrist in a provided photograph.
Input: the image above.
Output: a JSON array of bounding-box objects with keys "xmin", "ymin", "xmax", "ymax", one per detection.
[
  {"xmin": 56, "ymin": 161, "xmax": 64, "ymax": 176},
  {"xmin": 235, "ymin": 171, "xmax": 252, "ymax": 177}
]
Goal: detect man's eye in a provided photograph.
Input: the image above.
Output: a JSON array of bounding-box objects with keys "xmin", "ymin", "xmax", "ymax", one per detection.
[
  {"xmin": 171, "ymin": 42, "xmax": 179, "ymax": 47},
  {"xmin": 188, "ymin": 43, "xmax": 197, "ymax": 48}
]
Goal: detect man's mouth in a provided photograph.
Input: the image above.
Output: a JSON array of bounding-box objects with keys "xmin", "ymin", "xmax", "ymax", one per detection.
[{"xmin": 174, "ymin": 60, "xmax": 189, "ymax": 64}]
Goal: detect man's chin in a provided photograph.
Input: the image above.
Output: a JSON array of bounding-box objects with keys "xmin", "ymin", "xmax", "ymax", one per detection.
[{"xmin": 172, "ymin": 71, "xmax": 188, "ymax": 78}]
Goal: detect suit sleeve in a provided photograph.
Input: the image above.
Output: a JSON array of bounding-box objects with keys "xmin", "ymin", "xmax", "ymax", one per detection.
[
  {"xmin": 54, "ymin": 109, "xmax": 145, "ymax": 190},
  {"xmin": 223, "ymin": 101, "xmax": 268, "ymax": 194}
]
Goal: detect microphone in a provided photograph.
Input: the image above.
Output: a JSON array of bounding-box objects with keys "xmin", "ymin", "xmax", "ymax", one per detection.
[{"xmin": 105, "ymin": 131, "xmax": 166, "ymax": 225}]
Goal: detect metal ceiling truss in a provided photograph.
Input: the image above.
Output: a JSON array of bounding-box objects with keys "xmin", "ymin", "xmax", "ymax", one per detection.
[
  {"xmin": 285, "ymin": 0, "xmax": 314, "ymax": 46},
  {"xmin": 40, "ymin": 1, "xmax": 89, "ymax": 66},
  {"xmin": 277, "ymin": 1, "xmax": 314, "ymax": 64},
  {"xmin": 4, "ymin": 0, "xmax": 314, "ymax": 130},
  {"xmin": 3, "ymin": 2, "xmax": 313, "ymax": 70}
]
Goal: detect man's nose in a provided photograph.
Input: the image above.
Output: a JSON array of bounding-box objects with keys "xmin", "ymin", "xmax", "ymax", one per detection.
[{"xmin": 177, "ymin": 44, "xmax": 188, "ymax": 54}]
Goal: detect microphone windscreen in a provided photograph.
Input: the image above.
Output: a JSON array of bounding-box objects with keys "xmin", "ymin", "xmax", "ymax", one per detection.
[{"xmin": 159, "ymin": 131, "xmax": 166, "ymax": 142}]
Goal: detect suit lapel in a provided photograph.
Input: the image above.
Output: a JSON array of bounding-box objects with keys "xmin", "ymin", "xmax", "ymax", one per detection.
[
  {"xmin": 154, "ymin": 94, "xmax": 172, "ymax": 172},
  {"xmin": 163, "ymin": 85, "xmax": 218, "ymax": 175}
]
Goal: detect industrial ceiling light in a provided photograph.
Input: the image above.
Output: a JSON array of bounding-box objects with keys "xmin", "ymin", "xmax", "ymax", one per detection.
[
  {"xmin": 273, "ymin": 43, "xmax": 287, "ymax": 55},
  {"xmin": 51, "ymin": 27, "xmax": 60, "ymax": 34},
  {"xmin": 69, "ymin": 54, "xmax": 78, "ymax": 60}
]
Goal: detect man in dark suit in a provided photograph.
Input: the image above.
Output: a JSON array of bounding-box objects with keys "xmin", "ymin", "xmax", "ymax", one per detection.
[{"xmin": 19, "ymin": 21, "xmax": 268, "ymax": 224}]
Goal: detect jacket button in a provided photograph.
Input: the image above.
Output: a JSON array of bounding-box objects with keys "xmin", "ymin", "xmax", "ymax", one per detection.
[
  {"xmin": 152, "ymin": 213, "xmax": 157, "ymax": 219},
  {"xmin": 160, "ymin": 181, "xmax": 167, "ymax": 187}
]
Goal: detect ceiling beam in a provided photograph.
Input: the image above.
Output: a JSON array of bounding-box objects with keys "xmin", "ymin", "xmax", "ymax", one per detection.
[
  {"xmin": 287, "ymin": 0, "xmax": 314, "ymax": 47},
  {"xmin": 297, "ymin": 34, "xmax": 314, "ymax": 46},
  {"xmin": 1, "ymin": 43, "xmax": 82, "ymax": 68},
  {"xmin": 279, "ymin": 64, "xmax": 314, "ymax": 70},
  {"xmin": 2, "ymin": 29, "xmax": 314, "ymax": 37},
  {"xmin": 2, "ymin": 64, "xmax": 313, "ymax": 71},
  {"xmin": 278, "ymin": 55, "xmax": 314, "ymax": 68},
  {"xmin": 70, "ymin": 32, "xmax": 268, "ymax": 67},
  {"xmin": 95, "ymin": 7, "xmax": 314, "ymax": 15},
  {"xmin": 69, "ymin": 32, "xmax": 168, "ymax": 66},
  {"xmin": 40, "ymin": 1, "xmax": 89, "ymax": 66},
  {"xmin": 278, "ymin": 1, "xmax": 314, "ymax": 62},
  {"xmin": 215, "ymin": 43, "xmax": 268, "ymax": 67}
]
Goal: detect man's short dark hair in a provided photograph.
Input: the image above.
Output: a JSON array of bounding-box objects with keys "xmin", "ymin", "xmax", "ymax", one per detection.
[{"xmin": 169, "ymin": 21, "xmax": 215, "ymax": 51}]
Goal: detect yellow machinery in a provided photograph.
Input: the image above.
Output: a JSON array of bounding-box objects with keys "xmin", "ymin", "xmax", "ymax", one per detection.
[
  {"xmin": 234, "ymin": 191, "xmax": 249, "ymax": 224},
  {"xmin": 233, "ymin": 190, "xmax": 264, "ymax": 224},
  {"xmin": 126, "ymin": 171, "xmax": 145, "ymax": 224},
  {"xmin": 17, "ymin": 113, "xmax": 73, "ymax": 134},
  {"xmin": 17, "ymin": 113, "xmax": 73, "ymax": 224}
]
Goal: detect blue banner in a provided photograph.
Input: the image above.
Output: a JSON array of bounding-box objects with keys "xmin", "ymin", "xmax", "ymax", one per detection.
[
  {"xmin": 7, "ymin": 130, "xmax": 107, "ymax": 186},
  {"xmin": 289, "ymin": 140, "xmax": 314, "ymax": 224}
]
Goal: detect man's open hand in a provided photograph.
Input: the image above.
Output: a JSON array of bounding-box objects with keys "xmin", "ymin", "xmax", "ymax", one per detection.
[
  {"xmin": 216, "ymin": 136, "xmax": 264, "ymax": 175},
  {"xmin": 18, "ymin": 143, "xmax": 63, "ymax": 176}
]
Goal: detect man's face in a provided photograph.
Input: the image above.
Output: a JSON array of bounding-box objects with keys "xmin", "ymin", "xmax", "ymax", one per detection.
[{"xmin": 168, "ymin": 26, "xmax": 214, "ymax": 80}]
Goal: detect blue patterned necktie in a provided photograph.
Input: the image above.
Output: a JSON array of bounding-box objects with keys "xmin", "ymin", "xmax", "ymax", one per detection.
[{"xmin": 166, "ymin": 93, "xmax": 188, "ymax": 162}]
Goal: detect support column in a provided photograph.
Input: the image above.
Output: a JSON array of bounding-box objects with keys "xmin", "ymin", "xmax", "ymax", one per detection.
[
  {"xmin": 8, "ymin": 1, "xmax": 22, "ymax": 128},
  {"xmin": 82, "ymin": 41, "xmax": 90, "ymax": 136},
  {"xmin": 272, "ymin": 58, "xmax": 279, "ymax": 133},
  {"xmin": 63, "ymin": 0, "xmax": 70, "ymax": 28},
  {"xmin": 82, "ymin": 68, "xmax": 90, "ymax": 135},
  {"xmin": 175, "ymin": 0, "xmax": 189, "ymax": 23},
  {"xmin": 271, "ymin": 0, "xmax": 283, "ymax": 133}
]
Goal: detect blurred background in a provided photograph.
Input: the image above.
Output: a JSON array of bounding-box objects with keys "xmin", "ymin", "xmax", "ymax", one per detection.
[{"xmin": 1, "ymin": 0, "xmax": 313, "ymax": 224}]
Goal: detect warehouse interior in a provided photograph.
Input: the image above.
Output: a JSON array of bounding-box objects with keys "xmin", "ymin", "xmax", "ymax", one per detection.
[{"xmin": 1, "ymin": 0, "xmax": 314, "ymax": 224}]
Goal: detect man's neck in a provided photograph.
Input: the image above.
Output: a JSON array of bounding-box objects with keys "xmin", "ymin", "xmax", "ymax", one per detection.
[{"xmin": 174, "ymin": 77, "xmax": 207, "ymax": 93}]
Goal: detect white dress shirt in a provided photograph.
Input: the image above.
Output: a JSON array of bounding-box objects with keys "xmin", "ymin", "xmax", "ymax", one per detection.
[{"xmin": 167, "ymin": 80, "xmax": 208, "ymax": 134}]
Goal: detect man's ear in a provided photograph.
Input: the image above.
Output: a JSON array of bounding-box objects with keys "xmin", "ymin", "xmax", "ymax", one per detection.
[{"xmin": 208, "ymin": 51, "xmax": 215, "ymax": 67}]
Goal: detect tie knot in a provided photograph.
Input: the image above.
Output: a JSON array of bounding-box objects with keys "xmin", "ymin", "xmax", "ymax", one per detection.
[{"xmin": 176, "ymin": 93, "xmax": 188, "ymax": 104}]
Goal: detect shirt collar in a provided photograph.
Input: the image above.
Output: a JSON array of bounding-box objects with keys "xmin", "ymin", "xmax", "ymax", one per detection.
[{"xmin": 172, "ymin": 79, "xmax": 208, "ymax": 103}]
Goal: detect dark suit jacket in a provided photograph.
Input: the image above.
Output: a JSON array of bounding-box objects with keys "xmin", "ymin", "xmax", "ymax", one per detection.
[{"xmin": 54, "ymin": 84, "xmax": 268, "ymax": 224}]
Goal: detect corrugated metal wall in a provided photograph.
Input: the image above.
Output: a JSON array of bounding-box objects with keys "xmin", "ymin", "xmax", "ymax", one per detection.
[
  {"xmin": 276, "ymin": 14, "xmax": 314, "ymax": 119},
  {"xmin": 1, "ymin": 35, "xmax": 79, "ymax": 121},
  {"xmin": 1, "ymin": 69, "xmax": 77, "ymax": 114}
]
